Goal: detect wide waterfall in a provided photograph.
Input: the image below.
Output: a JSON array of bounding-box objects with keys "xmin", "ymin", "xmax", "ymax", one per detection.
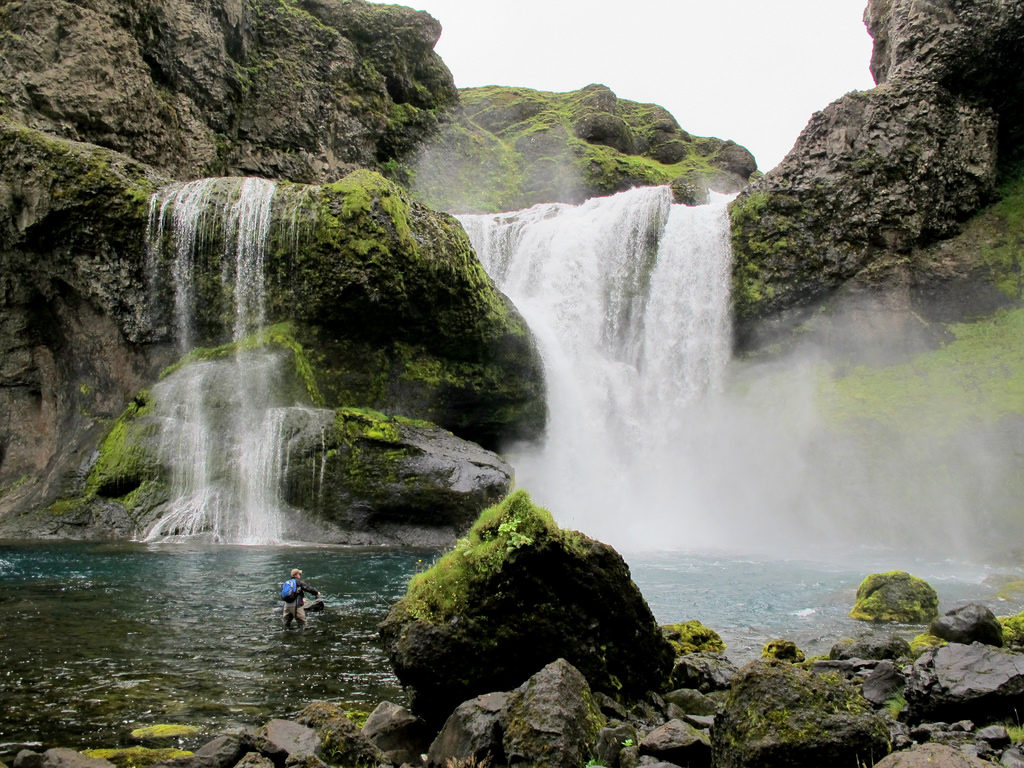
[
  {"xmin": 143, "ymin": 178, "xmax": 290, "ymax": 544},
  {"xmin": 460, "ymin": 186, "xmax": 737, "ymax": 552}
]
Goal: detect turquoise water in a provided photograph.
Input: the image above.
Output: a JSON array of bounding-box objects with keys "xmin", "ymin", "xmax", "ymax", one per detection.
[{"xmin": 0, "ymin": 543, "xmax": 1017, "ymax": 757}]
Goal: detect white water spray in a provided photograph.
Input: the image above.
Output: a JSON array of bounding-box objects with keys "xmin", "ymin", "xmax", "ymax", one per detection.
[
  {"xmin": 143, "ymin": 178, "xmax": 287, "ymax": 544},
  {"xmin": 460, "ymin": 186, "xmax": 734, "ymax": 551}
]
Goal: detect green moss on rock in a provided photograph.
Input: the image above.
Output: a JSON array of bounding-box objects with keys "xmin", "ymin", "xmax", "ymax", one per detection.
[
  {"xmin": 662, "ymin": 620, "xmax": 726, "ymax": 656},
  {"xmin": 850, "ymin": 571, "xmax": 939, "ymax": 623},
  {"xmin": 129, "ymin": 724, "xmax": 201, "ymax": 741},
  {"xmin": 82, "ymin": 747, "xmax": 192, "ymax": 768},
  {"xmin": 761, "ymin": 639, "xmax": 806, "ymax": 663},
  {"xmin": 712, "ymin": 662, "xmax": 890, "ymax": 768}
]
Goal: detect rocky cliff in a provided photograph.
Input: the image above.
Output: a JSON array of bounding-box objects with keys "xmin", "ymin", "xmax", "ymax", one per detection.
[
  {"xmin": 0, "ymin": 0, "xmax": 545, "ymax": 541},
  {"xmin": 730, "ymin": 0, "xmax": 1024, "ymax": 352},
  {"xmin": 0, "ymin": 0, "xmax": 457, "ymax": 182},
  {"xmin": 411, "ymin": 83, "xmax": 758, "ymax": 213}
]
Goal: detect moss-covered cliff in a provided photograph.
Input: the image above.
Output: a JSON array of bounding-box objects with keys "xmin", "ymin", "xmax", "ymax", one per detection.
[{"xmin": 410, "ymin": 83, "xmax": 758, "ymax": 213}]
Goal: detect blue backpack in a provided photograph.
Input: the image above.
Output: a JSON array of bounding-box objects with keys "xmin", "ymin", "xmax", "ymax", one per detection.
[{"xmin": 281, "ymin": 578, "xmax": 297, "ymax": 601}]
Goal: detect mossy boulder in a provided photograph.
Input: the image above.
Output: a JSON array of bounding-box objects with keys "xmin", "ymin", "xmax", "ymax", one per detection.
[
  {"xmin": 1000, "ymin": 611, "xmax": 1024, "ymax": 650},
  {"xmin": 761, "ymin": 639, "xmax": 806, "ymax": 663},
  {"xmin": 850, "ymin": 571, "xmax": 939, "ymax": 624},
  {"xmin": 662, "ymin": 620, "xmax": 726, "ymax": 656},
  {"xmin": 378, "ymin": 490, "xmax": 675, "ymax": 726},
  {"xmin": 0, "ymin": 133, "xmax": 544, "ymax": 537},
  {"xmin": 710, "ymin": 661, "xmax": 890, "ymax": 768},
  {"xmin": 412, "ymin": 83, "xmax": 756, "ymax": 213}
]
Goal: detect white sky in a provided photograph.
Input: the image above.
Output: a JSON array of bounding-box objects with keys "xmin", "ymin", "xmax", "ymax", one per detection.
[{"xmin": 393, "ymin": 0, "xmax": 878, "ymax": 171}]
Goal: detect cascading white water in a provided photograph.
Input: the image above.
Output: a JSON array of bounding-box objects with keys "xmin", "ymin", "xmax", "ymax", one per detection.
[
  {"xmin": 143, "ymin": 177, "xmax": 287, "ymax": 544},
  {"xmin": 460, "ymin": 185, "xmax": 735, "ymax": 551}
]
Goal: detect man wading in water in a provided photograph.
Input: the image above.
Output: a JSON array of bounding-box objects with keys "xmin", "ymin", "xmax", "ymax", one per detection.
[{"xmin": 281, "ymin": 568, "xmax": 321, "ymax": 629}]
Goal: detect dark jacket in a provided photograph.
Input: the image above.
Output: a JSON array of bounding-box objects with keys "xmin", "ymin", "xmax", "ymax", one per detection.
[{"xmin": 284, "ymin": 577, "xmax": 319, "ymax": 604}]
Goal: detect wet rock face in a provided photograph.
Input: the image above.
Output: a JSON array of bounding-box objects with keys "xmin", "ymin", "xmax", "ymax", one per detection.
[{"xmin": 0, "ymin": 0, "xmax": 457, "ymax": 182}]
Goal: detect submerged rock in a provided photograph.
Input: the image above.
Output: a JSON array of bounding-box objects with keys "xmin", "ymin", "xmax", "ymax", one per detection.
[
  {"xmin": 850, "ymin": 571, "xmax": 939, "ymax": 623},
  {"xmin": 378, "ymin": 491, "xmax": 674, "ymax": 725}
]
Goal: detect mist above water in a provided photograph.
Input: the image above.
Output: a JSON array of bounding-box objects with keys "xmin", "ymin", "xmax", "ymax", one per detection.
[{"xmin": 461, "ymin": 187, "xmax": 1024, "ymax": 563}]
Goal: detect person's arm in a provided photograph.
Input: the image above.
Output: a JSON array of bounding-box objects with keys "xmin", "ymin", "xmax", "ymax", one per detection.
[{"xmin": 298, "ymin": 578, "xmax": 320, "ymax": 597}]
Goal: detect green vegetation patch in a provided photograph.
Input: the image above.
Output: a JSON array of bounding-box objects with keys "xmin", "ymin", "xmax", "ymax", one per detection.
[
  {"xmin": 402, "ymin": 490, "xmax": 568, "ymax": 622},
  {"xmin": 822, "ymin": 307, "xmax": 1024, "ymax": 435},
  {"xmin": 161, "ymin": 322, "xmax": 324, "ymax": 407},
  {"xmin": 413, "ymin": 84, "xmax": 752, "ymax": 213}
]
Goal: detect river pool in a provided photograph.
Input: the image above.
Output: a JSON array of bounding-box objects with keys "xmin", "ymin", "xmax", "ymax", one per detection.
[{"xmin": 0, "ymin": 542, "xmax": 1017, "ymax": 756}]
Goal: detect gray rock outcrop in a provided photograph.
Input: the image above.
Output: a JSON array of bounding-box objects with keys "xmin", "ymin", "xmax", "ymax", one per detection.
[
  {"xmin": 905, "ymin": 642, "xmax": 1024, "ymax": 724},
  {"xmin": 730, "ymin": 0, "xmax": 1024, "ymax": 350}
]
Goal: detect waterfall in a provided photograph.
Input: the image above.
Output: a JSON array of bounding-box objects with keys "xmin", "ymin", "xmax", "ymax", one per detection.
[
  {"xmin": 459, "ymin": 186, "xmax": 735, "ymax": 550},
  {"xmin": 143, "ymin": 178, "xmax": 287, "ymax": 544}
]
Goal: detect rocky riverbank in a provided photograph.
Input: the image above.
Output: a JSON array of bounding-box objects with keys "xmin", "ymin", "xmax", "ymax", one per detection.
[{"xmin": 11, "ymin": 634, "xmax": 1024, "ymax": 768}]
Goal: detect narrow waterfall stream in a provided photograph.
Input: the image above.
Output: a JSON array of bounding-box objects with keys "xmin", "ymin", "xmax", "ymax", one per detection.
[
  {"xmin": 460, "ymin": 186, "xmax": 735, "ymax": 551},
  {"xmin": 144, "ymin": 178, "xmax": 289, "ymax": 544}
]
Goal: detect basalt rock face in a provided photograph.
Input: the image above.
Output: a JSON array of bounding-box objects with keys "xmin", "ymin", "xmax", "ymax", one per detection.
[
  {"xmin": 730, "ymin": 0, "xmax": 1024, "ymax": 351},
  {"xmin": 0, "ymin": 0, "xmax": 457, "ymax": 183}
]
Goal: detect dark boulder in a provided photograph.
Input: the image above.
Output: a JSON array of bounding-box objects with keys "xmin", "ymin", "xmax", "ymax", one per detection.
[
  {"xmin": 361, "ymin": 701, "xmax": 431, "ymax": 767},
  {"xmin": 929, "ymin": 603, "xmax": 1004, "ymax": 647},
  {"xmin": 905, "ymin": 643, "xmax": 1024, "ymax": 724},
  {"xmin": 710, "ymin": 661, "xmax": 890, "ymax": 768},
  {"xmin": 427, "ymin": 692, "xmax": 510, "ymax": 768},
  {"xmin": 258, "ymin": 721, "xmax": 320, "ymax": 766},
  {"xmin": 871, "ymin": 742, "xmax": 996, "ymax": 767},
  {"xmin": 379, "ymin": 491, "xmax": 674, "ymax": 726},
  {"xmin": 669, "ymin": 652, "xmax": 738, "ymax": 693},
  {"xmin": 501, "ymin": 659, "xmax": 606, "ymax": 768},
  {"xmin": 293, "ymin": 702, "xmax": 383, "ymax": 768},
  {"xmin": 640, "ymin": 719, "xmax": 711, "ymax": 768},
  {"xmin": 862, "ymin": 660, "xmax": 906, "ymax": 708}
]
